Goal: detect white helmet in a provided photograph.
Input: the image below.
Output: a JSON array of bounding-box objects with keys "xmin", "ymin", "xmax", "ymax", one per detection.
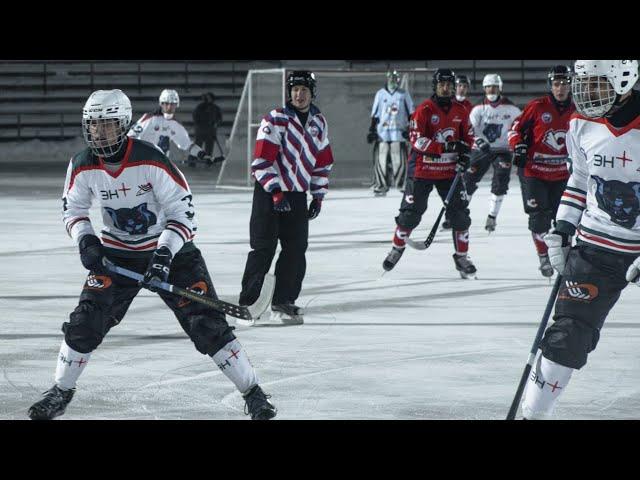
[
  {"xmin": 572, "ymin": 60, "xmax": 639, "ymax": 118},
  {"xmin": 82, "ymin": 89, "xmax": 132, "ymax": 157},
  {"xmin": 159, "ymin": 89, "xmax": 180, "ymax": 106},
  {"xmin": 482, "ymin": 73, "xmax": 503, "ymax": 90}
]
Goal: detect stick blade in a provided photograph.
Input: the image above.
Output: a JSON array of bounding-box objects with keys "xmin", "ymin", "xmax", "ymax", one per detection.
[
  {"xmin": 247, "ymin": 274, "xmax": 275, "ymax": 321},
  {"xmin": 405, "ymin": 237, "xmax": 427, "ymax": 250}
]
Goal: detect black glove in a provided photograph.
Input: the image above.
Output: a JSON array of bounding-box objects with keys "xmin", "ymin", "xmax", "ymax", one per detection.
[
  {"xmin": 402, "ymin": 129, "xmax": 409, "ymax": 140},
  {"xmin": 367, "ymin": 128, "xmax": 378, "ymax": 144},
  {"xmin": 513, "ymin": 144, "xmax": 528, "ymax": 167},
  {"xmin": 308, "ymin": 198, "xmax": 322, "ymax": 220},
  {"xmin": 78, "ymin": 234, "xmax": 107, "ymax": 274},
  {"xmin": 443, "ymin": 141, "xmax": 471, "ymax": 155},
  {"xmin": 141, "ymin": 246, "xmax": 172, "ymax": 292},
  {"xmin": 272, "ymin": 190, "xmax": 292, "ymax": 213},
  {"xmin": 475, "ymin": 138, "xmax": 491, "ymax": 153},
  {"xmin": 456, "ymin": 153, "xmax": 471, "ymax": 173}
]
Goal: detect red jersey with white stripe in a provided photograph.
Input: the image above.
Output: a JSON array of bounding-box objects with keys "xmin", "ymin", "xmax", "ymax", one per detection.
[
  {"xmin": 456, "ymin": 98, "xmax": 473, "ymax": 114},
  {"xmin": 508, "ymin": 94, "xmax": 576, "ymax": 181},
  {"xmin": 408, "ymin": 96, "xmax": 474, "ymax": 180},
  {"xmin": 252, "ymin": 104, "xmax": 334, "ymax": 198},
  {"xmin": 63, "ymin": 138, "xmax": 196, "ymax": 258},
  {"xmin": 556, "ymin": 111, "xmax": 640, "ymax": 254}
]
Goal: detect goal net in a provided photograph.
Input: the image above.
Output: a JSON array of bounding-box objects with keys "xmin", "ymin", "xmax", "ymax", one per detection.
[{"xmin": 215, "ymin": 68, "xmax": 435, "ymax": 188}]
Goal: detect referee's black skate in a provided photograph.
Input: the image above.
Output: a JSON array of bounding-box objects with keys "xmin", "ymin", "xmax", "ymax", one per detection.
[
  {"xmin": 453, "ymin": 254, "xmax": 477, "ymax": 279},
  {"xmin": 28, "ymin": 385, "xmax": 75, "ymax": 420},
  {"xmin": 271, "ymin": 303, "xmax": 304, "ymax": 325},
  {"xmin": 243, "ymin": 385, "xmax": 277, "ymax": 420},
  {"xmin": 383, "ymin": 246, "xmax": 405, "ymax": 271}
]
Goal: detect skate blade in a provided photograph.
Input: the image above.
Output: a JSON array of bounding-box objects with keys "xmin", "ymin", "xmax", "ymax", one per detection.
[
  {"xmin": 271, "ymin": 312, "xmax": 304, "ymax": 325},
  {"xmin": 459, "ymin": 272, "xmax": 478, "ymax": 280}
]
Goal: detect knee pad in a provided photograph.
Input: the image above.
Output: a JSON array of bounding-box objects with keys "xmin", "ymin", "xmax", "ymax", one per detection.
[
  {"xmin": 62, "ymin": 301, "xmax": 108, "ymax": 354},
  {"xmin": 540, "ymin": 317, "xmax": 600, "ymax": 369},
  {"xmin": 187, "ymin": 315, "xmax": 235, "ymax": 355},
  {"xmin": 396, "ymin": 210, "xmax": 421, "ymax": 230},
  {"xmin": 449, "ymin": 208, "xmax": 471, "ymax": 230},
  {"xmin": 529, "ymin": 210, "xmax": 552, "ymax": 234}
]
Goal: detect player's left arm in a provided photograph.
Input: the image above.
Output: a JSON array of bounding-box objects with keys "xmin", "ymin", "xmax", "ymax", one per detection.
[{"xmin": 310, "ymin": 116, "xmax": 334, "ymax": 200}]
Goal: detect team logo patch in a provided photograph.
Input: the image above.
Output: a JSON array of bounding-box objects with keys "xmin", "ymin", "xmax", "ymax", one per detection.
[
  {"xmin": 104, "ymin": 203, "xmax": 157, "ymax": 235},
  {"xmin": 558, "ymin": 281, "xmax": 599, "ymax": 302},
  {"xmin": 431, "ymin": 114, "xmax": 440, "ymax": 125},
  {"xmin": 435, "ymin": 128, "xmax": 456, "ymax": 143},
  {"xmin": 415, "ymin": 138, "xmax": 428, "ymax": 150},
  {"xmin": 178, "ymin": 281, "xmax": 209, "ymax": 308},
  {"xmin": 136, "ymin": 183, "xmax": 153, "ymax": 196},
  {"xmin": 543, "ymin": 129, "xmax": 567, "ymax": 152},
  {"xmin": 85, "ymin": 275, "xmax": 112, "ymax": 290},
  {"xmin": 526, "ymin": 198, "xmax": 538, "ymax": 208},
  {"xmin": 592, "ymin": 176, "xmax": 640, "ymax": 228},
  {"xmin": 262, "ymin": 126, "xmax": 271, "ymax": 134},
  {"xmin": 404, "ymin": 194, "xmax": 414, "ymax": 204},
  {"xmin": 541, "ymin": 112, "xmax": 553, "ymax": 124}
]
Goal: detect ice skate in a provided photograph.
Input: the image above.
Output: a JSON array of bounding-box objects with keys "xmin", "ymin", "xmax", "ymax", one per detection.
[
  {"xmin": 243, "ymin": 385, "xmax": 277, "ymax": 420},
  {"xmin": 270, "ymin": 303, "xmax": 304, "ymax": 325},
  {"xmin": 485, "ymin": 215, "xmax": 497, "ymax": 233},
  {"xmin": 373, "ymin": 188, "xmax": 388, "ymax": 197},
  {"xmin": 441, "ymin": 219, "xmax": 452, "ymax": 230},
  {"xmin": 538, "ymin": 254, "xmax": 554, "ymax": 278},
  {"xmin": 382, "ymin": 246, "xmax": 405, "ymax": 271},
  {"xmin": 28, "ymin": 385, "xmax": 75, "ymax": 420},
  {"xmin": 453, "ymin": 253, "xmax": 477, "ymax": 279}
]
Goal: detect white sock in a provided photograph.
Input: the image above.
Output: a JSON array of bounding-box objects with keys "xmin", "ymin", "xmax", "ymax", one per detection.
[
  {"xmin": 488, "ymin": 194, "xmax": 504, "ymax": 218},
  {"xmin": 522, "ymin": 354, "xmax": 573, "ymax": 419},
  {"xmin": 55, "ymin": 339, "xmax": 91, "ymax": 391},
  {"xmin": 211, "ymin": 338, "xmax": 258, "ymax": 395}
]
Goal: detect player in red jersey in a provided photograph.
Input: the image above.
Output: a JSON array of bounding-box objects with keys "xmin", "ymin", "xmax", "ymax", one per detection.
[
  {"xmin": 382, "ymin": 69, "xmax": 477, "ymax": 278},
  {"xmin": 508, "ymin": 65, "xmax": 576, "ymax": 277}
]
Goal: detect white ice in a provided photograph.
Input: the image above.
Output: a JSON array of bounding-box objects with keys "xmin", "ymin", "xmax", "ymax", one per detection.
[{"xmin": 1, "ymin": 170, "xmax": 639, "ymax": 420}]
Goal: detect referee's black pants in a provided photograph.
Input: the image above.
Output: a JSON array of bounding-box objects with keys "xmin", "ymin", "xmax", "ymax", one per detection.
[{"xmin": 239, "ymin": 182, "xmax": 309, "ymax": 306}]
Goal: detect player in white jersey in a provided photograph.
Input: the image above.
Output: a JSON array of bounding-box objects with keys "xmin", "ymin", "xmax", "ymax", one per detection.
[
  {"xmin": 520, "ymin": 60, "xmax": 640, "ymax": 419},
  {"xmin": 27, "ymin": 89, "xmax": 275, "ymax": 421},
  {"xmin": 367, "ymin": 70, "xmax": 415, "ymax": 196},
  {"xmin": 463, "ymin": 74, "xmax": 521, "ymax": 232},
  {"xmin": 128, "ymin": 89, "xmax": 218, "ymax": 167}
]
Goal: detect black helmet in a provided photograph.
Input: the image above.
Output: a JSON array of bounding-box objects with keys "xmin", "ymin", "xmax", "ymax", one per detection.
[
  {"xmin": 287, "ymin": 70, "xmax": 317, "ymax": 98},
  {"xmin": 432, "ymin": 68, "xmax": 456, "ymax": 91},
  {"xmin": 455, "ymin": 74, "xmax": 469, "ymax": 86},
  {"xmin": 548, "ymin": 65, "xmax": 572, "ymax": 86}
]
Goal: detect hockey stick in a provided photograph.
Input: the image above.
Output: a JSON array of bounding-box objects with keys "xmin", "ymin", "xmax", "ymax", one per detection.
[
  {"xmin": 103, "ymin": 259, "xmax": 275, "ymax": 321},
  {"xmin": 505, "ymin": 274, "xmax": 563, "ymax": 420},
  {"xmin": 405, "ymin": 170, "xmax": 464, "ymax": 251}
]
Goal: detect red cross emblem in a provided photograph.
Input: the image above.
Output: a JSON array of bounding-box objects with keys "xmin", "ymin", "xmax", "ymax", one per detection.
[
  {"xmin": 616, "ymin": 151, "xmax": 633, "ymax": 167},
  {"xmin": 548, "ymin": 380, "xmax": 563, "ymax": 393},
  {"xmin": 117, "ymin": 183, "xmax": 131, "ymax": 196},
  {"xmin": 228, "ymin": 349, "xmax": 241, "ymax": 360}
]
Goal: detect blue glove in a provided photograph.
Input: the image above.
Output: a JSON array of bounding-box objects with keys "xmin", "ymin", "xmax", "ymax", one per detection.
[
  {"xmin": 272, "ymin": 190, "xmax": 292, "ymax": 213},
  {"xmin": 308, "ymin": 198, "xmax": 322, "ymax": 220}
]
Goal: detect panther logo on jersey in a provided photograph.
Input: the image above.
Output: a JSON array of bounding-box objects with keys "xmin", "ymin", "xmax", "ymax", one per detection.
[
  {"xmin": 542, "ymin": 129, "xmax": 567, "ymax": 152},
  {"xmin": 482, "ymin": 123, "xmax": 503, "ymax": 143},
  {"xmin": 435, "ymin": 128, "xmax": 456, "ymax": 144},
  {"xmin": 592, "ymin": 176, "xmax": 640, "ymax": 228},
  {"xmin": 157, "ymin": 135, "xmax": 171, "ymax": 154},
  {"xmin": 104, "ymin": 203, "xmax": 158, "ymax": 235}
]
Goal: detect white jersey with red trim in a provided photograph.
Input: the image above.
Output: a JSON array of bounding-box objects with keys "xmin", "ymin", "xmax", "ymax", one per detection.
[
  {"xmin": 469, "ymin": 97, "xmax": 521, "ymax": 151},
  {"xmin": 127, "ymin": 112, "xmax": 202, "ymax": 159},
  {"xmin": 558, "ymin": 112, "xmax": 640, "ymax": 254},
  {"xmin": 251, "ymin": 103, "xmax": 334, "ymax": 198},
  {"xmin": 62, "ymin": 138, "xmax": 196, "ymax": 257}
]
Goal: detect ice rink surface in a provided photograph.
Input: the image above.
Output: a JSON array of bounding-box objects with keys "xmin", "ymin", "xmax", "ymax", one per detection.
[{"xmin": 1, "ymin": 167, "xmax": 639, "ymax": 420}]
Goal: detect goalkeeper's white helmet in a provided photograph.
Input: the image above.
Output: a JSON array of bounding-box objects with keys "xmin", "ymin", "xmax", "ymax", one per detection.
[
  {"xmin": 159, "ymin": 89, "xmax": 180, "ymax": 106},
  {"xmin": 82, "ymin": 89, "xmax": 132, "ymax": 157},
  {"xmin": 572, "ymin": 60, "xmax": 639, "ymax": 118}
]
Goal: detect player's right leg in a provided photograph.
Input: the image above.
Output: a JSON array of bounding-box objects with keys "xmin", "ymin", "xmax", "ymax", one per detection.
[
  {"xmin": 28, "ymin": 266, "xmax": 140, "ymax": 420},
  {"xmin": 239, "ymin": 182, "xmax": 279, "ymax": 307},
  {"xmin": 373, "ymin": 142, "xmax": 390, "ymax": 196},
  {"xmin": 520, "ymin": 176, "xmax": 554, "ymax": 277},
  {"xmin": 486, "ymin": 153, "xmax": 513, "ymax": 232},
  {"xmin": 463, "ymin": 150, "xmax": 492, "ymax": 201},
  {"xmin": 521, "ymin": 245, "xmax": 631, "ymax": 419},
  {"xmin": 383, "ymin": 179, "xmax": 432, "ymax": 271}
]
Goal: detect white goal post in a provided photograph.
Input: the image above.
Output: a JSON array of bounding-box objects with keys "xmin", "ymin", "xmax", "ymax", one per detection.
[{"xmin": 216, "ymin": 67, "xmax": 435, "ymax": 188}]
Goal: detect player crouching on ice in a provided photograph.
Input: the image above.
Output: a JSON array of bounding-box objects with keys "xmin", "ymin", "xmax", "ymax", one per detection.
[
  {"xmin": 382, "ymin": 69, "xmax": 477, "ymax": 279},
  {"xmin": 520, "ymin": 60, "xmax": 640, "ymax": 419},
  {"xmin": 28, "ymin": 90, "xmax": 275, "ymax": 420}
]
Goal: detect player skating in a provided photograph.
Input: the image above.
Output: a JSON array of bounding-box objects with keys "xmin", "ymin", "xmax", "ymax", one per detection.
[
  {"xmin": 508, "ymin": 65, "xmax": 576, "ymax": 277},
  {"xmin": 382, "ymin": 68, "xmax": 476, "ymax": 279},
  {"xmin": 28, "ymin": 90, "xmax": 275, "ymax": 420},
  {"xmin": 463, "ymin": 74, "xmax": 521, "ymax": 233},
  {"xmin": 520, "ymin": 60, "xmax": 640, "ymax": 419}
]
